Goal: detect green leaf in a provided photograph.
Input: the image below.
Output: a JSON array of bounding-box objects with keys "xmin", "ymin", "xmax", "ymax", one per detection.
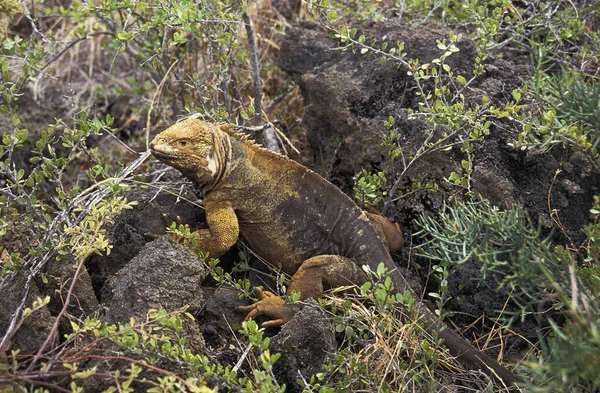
[
  {"xmin": 116, "ymin": 31, "xmax": 132, "ymax": 41},
  {"xmin": 15, "ymin": 128, "xmax": 28, "ymax": 143},
  {"xmin": 376, "ymin": 262, "xmax": 386, "ymax": 276},
  {"xmin": 512, "ymin": 89, "xmax": 521, "ymax": 102},
  {"xmin": 360, "ymin": 281, "xmax": 372, "ymax": 296},
  {"xmin": 457, "ymin": 75, "xmax": 466, "ymax": 85}
]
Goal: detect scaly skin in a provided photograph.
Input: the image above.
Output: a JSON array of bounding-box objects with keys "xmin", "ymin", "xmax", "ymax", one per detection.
[
  {"xmin": 365, "ymin": 205, "xmax": 405, "ymax": 253},
  {"xmin": 150, "ymin": 117, "xmax": 517, "ymax": 386}
]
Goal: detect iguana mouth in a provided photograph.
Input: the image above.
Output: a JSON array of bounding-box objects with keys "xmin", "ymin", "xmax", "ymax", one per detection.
[{"xmin": 151, "ymin": 149, "xmax": 183, "ymax": 160}]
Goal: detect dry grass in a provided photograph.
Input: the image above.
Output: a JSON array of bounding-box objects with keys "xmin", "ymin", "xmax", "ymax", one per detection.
[{"xmin": 320, "ymin": 290, "xmax": 524, "ymax": 393}]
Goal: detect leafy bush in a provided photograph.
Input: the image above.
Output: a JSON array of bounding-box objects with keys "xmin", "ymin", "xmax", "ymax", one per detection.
[
  {"xmin": 313, "ymin": 1, "xmax": 600, "ymax": 392},
  {"xmin": 415, "ymin": 199, "xmax": 600, "ymax": 392}
]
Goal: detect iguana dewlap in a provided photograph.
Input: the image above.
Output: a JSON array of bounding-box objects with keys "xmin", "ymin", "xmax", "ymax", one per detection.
[{"xmin": 150, "ymin": 118, "xmax": 516, "ymax": 385}]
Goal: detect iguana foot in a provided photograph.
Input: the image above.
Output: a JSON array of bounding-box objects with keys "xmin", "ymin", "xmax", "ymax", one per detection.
[{"xmin": 236, "ymin": 287, "xmax": 300, "ymax": 328}]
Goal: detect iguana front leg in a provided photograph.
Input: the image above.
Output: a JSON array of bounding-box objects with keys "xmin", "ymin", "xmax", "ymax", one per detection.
[
  {"xmin": 237, "ymin": 288, "xmax": 302, "ymax": 327},
  {"xmin": 237, "ymin": 255, "xmax": 366, "ymax": 327},
  {"xmin": 192, "ymin": 200, "xmax": 239, "ymax": 258}
]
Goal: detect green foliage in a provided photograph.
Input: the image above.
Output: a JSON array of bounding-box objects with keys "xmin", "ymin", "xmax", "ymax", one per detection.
[
  {"xmin": 415, "ymin": 199, "xmax": 600, "ymax": 391},
  {"xmin": 513, "ymin": 51, "xmax": 600, "ymax": 161},
  {"xmin": 415, "ymin": 200, "xmax": 547, "ymax": 312},
  {"xmin": 336, "ymin": 30, "xmax": 497, "ymax": 207},
  {"xmin": 359, "ymin": 262, "xmax": 417, "ymax": 310},
  {"xmin": 317, "ymin": 0, "xmax": 599, "ymax": 212},
  {"xmin": 583, "ymin": 196, "xmax": 600, "ymax": 261},
  {"xmin": 79, "ymin": 0, "xmax": 250, "ymax": 118},
  {"xmin": 0, "ymin": 0, "xmax": 19, "ymax": 37},
  {"xmin": 353, "ymin": 169, "xmax": 387, "ymax": 207},
  {"xmin": 239, "ymin": 320, "xmax": 285, "ymax": 393},
  {"xmin": 321, "ymin": 14, "xmax": 600, "ymax": 392},
  {"xmin": 27, "ymin": 308, "xmax": 283, "ymax": 392},
  {"xmin": 306, "ymin": 263, "xmax": 479, "ymax": 393},
  {"xmin": 542, "ymin": 71, "xmax": 600, "ymax": 133},
  {"xmin": 380, "ymin": 0, "xmax": 599, "ymax": 63},
  {"xmin": 307, "ymin": 0, "xmax": 388, "ymax": 24},
  {"xmin": 61, "ymin": 196, "xmax": 137, "ymax": 259},
  {"xmin": 2, "ymin": 0, "xmax": 600, "ymax": 391},
  {"xmin": 207, "ymin": 257, "xmax": 253, "ymax": 296},
  {"xmin": 164, "ymin": 218, "xmax": 255, "ymax": 297},
  {"xmin": 21, "ymin": 295, "xmax": 51, "ymax": 319},
  {"xmin": 0, "ymin": 0, "xmax": 262, "ymax": 123},
  {"xmin": 0, "ymin": 111, "xmax": 135, "ymax": 276},
  {"xmin": 1, "ymin": 1, "xmax": 270, "ymax": 391}
]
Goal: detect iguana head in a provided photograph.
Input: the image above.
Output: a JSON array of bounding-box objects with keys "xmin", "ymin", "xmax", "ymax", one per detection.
[{"xmin": 150, "ymin": 118, "xmax": 229, "ymax": 191}]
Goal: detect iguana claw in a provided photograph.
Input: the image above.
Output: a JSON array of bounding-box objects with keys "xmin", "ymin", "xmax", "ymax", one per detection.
[{"xmin": 237, "ymin": 287, "xmax": 299, "ymax": 328}]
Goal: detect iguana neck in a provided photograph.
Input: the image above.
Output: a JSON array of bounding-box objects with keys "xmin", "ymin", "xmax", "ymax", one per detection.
[
  {"xmin": 194, "ymin": 128, "xmax": 232, "ymax": 195},
  {"xmin": 209, "ymin": 127, "xmax": 292, "ymax": 193}
]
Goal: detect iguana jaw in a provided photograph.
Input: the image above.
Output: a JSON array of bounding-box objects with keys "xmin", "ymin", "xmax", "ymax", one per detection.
[
  {"xmin": 150, "ymin": 147, "xmax": 184, "ymax": 161},
  {"xmin": 150, "ymin": 138, "xmax": 201, "ymax": 165}
]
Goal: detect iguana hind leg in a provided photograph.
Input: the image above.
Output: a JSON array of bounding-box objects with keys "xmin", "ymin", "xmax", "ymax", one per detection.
[
  {"xmin": 364, "ymin": 206, "xmax": 405, "ymax": 253},
  {"xmin": 289, "ymin": 255, "xmax": 366, "ymax": 299},
  {"xmin": 237, "ymin": 255, "xmax": 366, "ymax": 327},
  {"xmin": 237, "ymin": 287, "xmax": 301, "ymax": 327}
]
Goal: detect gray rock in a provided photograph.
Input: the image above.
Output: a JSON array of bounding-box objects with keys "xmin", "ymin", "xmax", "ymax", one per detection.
[
  {"xmin": 0, "ymin": 272, "xmax": 57, "ymax": 355},
  {"xmin": 279, "ymin": 21, "xmax": 525, "ymax": 179},
  {"xmin": 472, "ymin": 165, "xmax": 516, "ymax": 206},
  {"xmin": 36, "ymin": 256, "xmax": 99, "ymax": 318},
  {"xmin": 103, "ymin": 235, "xmax": 206, "ymax": 353},
  {"xmin": 86, "ymin": 185, "xmax": 204, "ymax": 286},
  {"xmin": 270, "ymin": 299, "xmax": 336, "ymax": 393},
  {"xmin": 202, "ymin": 287, "xmax": 251, "ymax": 335}
]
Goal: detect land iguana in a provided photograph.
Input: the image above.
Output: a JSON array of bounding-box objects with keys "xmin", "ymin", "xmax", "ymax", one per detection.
[{"xmin": 150, "ymin": 117, "xmax": 517, "ymax": 385}]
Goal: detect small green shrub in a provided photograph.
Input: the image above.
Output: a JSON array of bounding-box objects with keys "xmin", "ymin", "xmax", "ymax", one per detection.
[
  {"xmin": 415, "ymin": 199, "xmax": 600, "ymax": 392},
  {"xmin": 5, "ymin": 308, "xmax": 283, "ymax": 392}
]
